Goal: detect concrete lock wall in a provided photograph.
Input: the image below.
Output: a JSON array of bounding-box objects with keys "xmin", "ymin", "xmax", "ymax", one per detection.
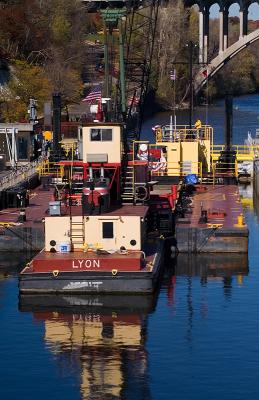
[
  {"xmin": 176, "ymin": 226, "xmax": 248, "ymax": 253},
  {"xmin": 254, "ymin": 161, "xmax": 259, "ymax": 196},
  {"xmin": 0, "ymin": 226, "xmax": 44, "ymax": 252}
]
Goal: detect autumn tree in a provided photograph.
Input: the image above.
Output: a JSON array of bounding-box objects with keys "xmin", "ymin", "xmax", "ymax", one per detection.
[
  {"xmin": 0, "ymin": 60, "xmax": 52, "ymax": 122},
  {"xmin": 154, "ymin": 0, "xmax": 196, "ymax": 108}
]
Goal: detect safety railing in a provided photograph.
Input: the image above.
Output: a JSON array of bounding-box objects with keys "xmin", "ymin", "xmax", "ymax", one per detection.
[
  {"xmin": 36, "ymin": 160, "xmax": 64, "ymax": 180},
  {"xmin": 60, "ymin": 140, "xmax": 78, "ymax": 158},
  {"xmin": 150, "ymin": 161, "xmax": 203, "ymax": 178},
  {"xmin": 155, "ymin": 125, "xmax": 213, "ymax": 143},
  {"xmin": 211, "ymin": 160, "xmax": 238, "ymax": 179},
  {"xmin": 0, "ymin": 158, "xmax": 45, "ymax": 190},
  {"xmin": 211, "ymin": 144, "xmax": 259, "ymax": 161}
]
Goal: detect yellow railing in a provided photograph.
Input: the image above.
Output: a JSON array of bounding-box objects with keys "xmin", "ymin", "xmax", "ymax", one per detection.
[
  {"xmin": 212, "ymin": 144, "xmax": 259, "ymax": 161},
  {"xmin": 36, "ymin": 160, "xmax": 64, "ymax": 179},
  {"xmin": 150, "ymin": 161, "xmax": 203, "ymax": 178},
  {"xmin": 156, "ymin": 124, "xmax": 213, "ymax": 143},
  {"xmin": 211, "ymin": 160, "xmax": 238, "ymax": 178},
  {"xmin": 60, "ymin": 140, "xmax": 77, "ymax": 158}
]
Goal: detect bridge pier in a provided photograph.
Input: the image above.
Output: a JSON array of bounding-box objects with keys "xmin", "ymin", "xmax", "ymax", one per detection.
[
  {"xmin": 223, "ymin": 8, "xmax": 228, "ymax": 51},
  {"xmin": 199, "ymin": 9, "xmax": 204, "ymax": 63},
  {"xmin": 203, "ymin": 7, "xmax": 209, "ymax": 64},
  {"xmin": 185, "ymin": 0, "xmax": 258, "ymax": 94},
  {"xmin": 219, "ymin": 10, "xmax": 224, "ymax": 53},
  {"xmin": 239, "ymin": 7, "xmax": 248, "ymax": 39}
]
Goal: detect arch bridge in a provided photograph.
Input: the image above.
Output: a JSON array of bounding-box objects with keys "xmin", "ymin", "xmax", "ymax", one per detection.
[{"xmin": 183, "ymin": 0, "xmax": 259, "ymax": 93}]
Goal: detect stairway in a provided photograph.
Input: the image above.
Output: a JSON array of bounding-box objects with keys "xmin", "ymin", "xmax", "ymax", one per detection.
[
  {"xmin": 70, "ymin": 217, "xmax": 85, "ymax": 249},
  {"xmin": 71, "ymin": 166, "xmax": 84, "ymax": 194},
  {"xmin": 125, "ymin": 118, "xmax": 140, "ymax": 151},
  {"xmin": 82, "ymin": 43, "xmax": 104, "ymax": 88},
  {"xmin": 121, "ymin": 164, "xmax": 134, "ymax": 204}
]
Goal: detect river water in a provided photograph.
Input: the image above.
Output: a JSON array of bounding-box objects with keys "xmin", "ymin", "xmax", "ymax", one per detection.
[{"xmin": 1, "ymin": 94, "xmax": 259, "ymax": 400}]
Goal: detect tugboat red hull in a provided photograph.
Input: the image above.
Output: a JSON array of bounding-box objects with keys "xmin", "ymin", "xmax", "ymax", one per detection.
[{"xmin": 19, "ymin": 241, "xmax": 164, "ymax": 294}]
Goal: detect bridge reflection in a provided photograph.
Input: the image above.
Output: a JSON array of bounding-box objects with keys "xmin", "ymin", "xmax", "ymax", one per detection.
[{"xmin": 19, "ymin": 294, "xmax": 157, "ymax": 400}]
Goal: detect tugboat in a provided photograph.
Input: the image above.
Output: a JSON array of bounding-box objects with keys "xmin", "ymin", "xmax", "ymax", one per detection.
[{"xmin": 19, "ymin": 121, "xmax": 176, "ymax": 294}]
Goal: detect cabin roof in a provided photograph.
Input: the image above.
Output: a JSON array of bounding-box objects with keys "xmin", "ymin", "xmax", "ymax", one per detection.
[
  {"xmin": 61, "ymin": 205, "xmax": 149, "ymax": 218},
  {"xmin": 82, "ymin": 122, "xmax": 123, "ymax": 127}
]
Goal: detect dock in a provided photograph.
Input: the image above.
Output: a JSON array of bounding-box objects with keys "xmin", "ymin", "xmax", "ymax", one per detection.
[
  {"xmin": 176, "ymin": 184, "xmax": 248, "ymax": 253},
  {"xmin": 0, "ymin": 182, "xmax": 249, "ymax": 254},
  {"xmin": 0, "ymin": 185, "xmax": 54, "ymax": 252}
]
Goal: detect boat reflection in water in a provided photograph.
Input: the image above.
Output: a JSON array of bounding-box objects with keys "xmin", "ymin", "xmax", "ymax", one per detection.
[
  {"xmin": 164, "ymin": 253, "xmax": 248, "ymax": 305},
  {"xmin": 173, "ymin": 253, "xmax": 248, "ymax": 278},
  {"xmin": 19, "ymin": 294, "xmax": 157, "ymax": 400}
]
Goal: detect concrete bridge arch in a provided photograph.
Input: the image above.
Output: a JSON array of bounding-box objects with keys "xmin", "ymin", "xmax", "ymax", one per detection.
[
  {"xmin": 194, "ymin": 27, "xmax": 259, "ymax": 93},
  {"xmin": 183, "ymin": 0, "xmax": 259, "ymax": 93}
]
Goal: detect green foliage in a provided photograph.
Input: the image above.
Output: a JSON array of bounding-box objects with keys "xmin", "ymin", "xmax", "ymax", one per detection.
[
  {"xmin": 214, "ymin": 50, "xmax": 256, "ymax": 96},
  {"xmin": 0, "ymin": 0, "xmax": 258, "ymax": 119},
  {"xmin": 0, "ymin": 60, "xmax": 52, "ymax": 122},
  {"xmin": 0, "ymin": 0, "xmax": 88, "ymax": 121},
  {"xmin": 52, "ymin": 14, "xmax": 72, "ymax": 44}
]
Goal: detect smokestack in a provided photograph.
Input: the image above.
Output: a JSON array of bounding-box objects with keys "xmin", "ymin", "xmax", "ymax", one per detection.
[
  {"xmin": 52, "ymin": 93, "xmax": 61, "ymax": 158},
  {"xmin": 225, "ymin": 94, "xmax": 233, "ymax": 151}
]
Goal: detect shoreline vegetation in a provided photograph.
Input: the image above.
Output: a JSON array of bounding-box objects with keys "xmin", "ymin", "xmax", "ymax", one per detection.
[{"xmin": 0, "ymin": 0, "xmax": 258, "ymax": 121}]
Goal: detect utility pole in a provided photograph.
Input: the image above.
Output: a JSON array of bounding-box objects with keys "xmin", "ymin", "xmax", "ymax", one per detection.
[
  {"xmin": 174, "ymin": 40, "xmax": 198, "ymax": 129},
  {"xmin": 186, "ymin": 40, "xmax": 195, "ymax": 129}
]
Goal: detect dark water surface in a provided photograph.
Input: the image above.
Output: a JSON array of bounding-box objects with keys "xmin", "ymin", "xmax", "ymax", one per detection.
[
  {"xmin": 1, "ymin": 94, "xmax": 259, "ymax": 399},
  {"xmin": 141, "ymin": 93, "xmax": 259, "ymax": 144}
]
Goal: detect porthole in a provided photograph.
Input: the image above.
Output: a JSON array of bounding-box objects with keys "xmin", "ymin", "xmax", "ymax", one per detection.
[
  {"xmin": 130, "ymin": 239, "xmax": 137, "ymax": 246},
  {"xmin": 50, "ymin": 240, "xmax": 56, "ymax": 246}
]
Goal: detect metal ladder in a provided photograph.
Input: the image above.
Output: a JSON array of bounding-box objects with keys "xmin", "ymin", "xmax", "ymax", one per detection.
[
  {"xmin": 121, "ymin": 164, "xmax": 134, "ymax": 204},
  {"xmin": 69, "ymin": 215, "xmax": 85, "ymax": 249}
]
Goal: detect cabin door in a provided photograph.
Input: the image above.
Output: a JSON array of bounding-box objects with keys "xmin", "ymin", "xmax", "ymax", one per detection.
[{"xmin": 100, "ymin": 220, "xmax": 117, "ymax": 249}]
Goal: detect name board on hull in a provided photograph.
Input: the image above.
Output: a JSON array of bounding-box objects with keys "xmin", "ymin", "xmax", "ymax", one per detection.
[{"xmin": 72, "ymin": 259, "xmax": 100, "ymax": 269}]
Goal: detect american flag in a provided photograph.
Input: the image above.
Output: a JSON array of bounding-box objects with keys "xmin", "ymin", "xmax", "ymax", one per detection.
[
  {"xmin": 82, "ymin": 85, "xmax": 102, "ymax": 102},
  {"xmin": 170, "ymin": 69, "xmax": 176, "ymax": 81},
  {"xmin": 128, "ymin": 95, "xmax": 140, "ymax": 106}
]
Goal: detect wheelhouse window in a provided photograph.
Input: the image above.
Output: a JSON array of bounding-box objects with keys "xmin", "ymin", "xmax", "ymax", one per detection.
[
  {"xmin": 90, "ymin": 129, "xmax": 112, "ymax": 142},
  {"xmin": 102, "ymin": 222, "xmax": 114, "ymax": 238}
]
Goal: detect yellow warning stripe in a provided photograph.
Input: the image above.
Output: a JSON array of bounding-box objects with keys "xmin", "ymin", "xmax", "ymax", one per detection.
[{"xmin": 0, "ymin": 222, "xmax": 17, "ymax": 227}]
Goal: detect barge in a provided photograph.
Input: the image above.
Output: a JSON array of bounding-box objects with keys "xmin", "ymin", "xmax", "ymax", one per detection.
[
  {"xmin": 19, "ymin": 122, "xmax": 175, "ymax": 294},
  {"xmin": 148, "ymin": 99, "xmax": 249, "ymax": 253}
]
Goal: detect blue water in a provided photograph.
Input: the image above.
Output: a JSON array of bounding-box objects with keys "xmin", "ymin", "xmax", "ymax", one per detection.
[
  {"xmin": 1, "ymin": 94, "xmax": 259, "ymax": 399},
  {"xmin": 141, "ymin": 93, "xmax": 259, "ymax": 144}
]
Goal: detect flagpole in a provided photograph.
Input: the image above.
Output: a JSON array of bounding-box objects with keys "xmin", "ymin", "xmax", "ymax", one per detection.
[
  {"xmin": 174, "ymin": 71, "xmax": 176, "ymax": 130},
  {"xmin": 170, "ymin": 69, "xmax": 177, "ymax": 132},
  {"xmin": 170, "ymin": 115, "xmax": 173, "ymax": 141}
]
